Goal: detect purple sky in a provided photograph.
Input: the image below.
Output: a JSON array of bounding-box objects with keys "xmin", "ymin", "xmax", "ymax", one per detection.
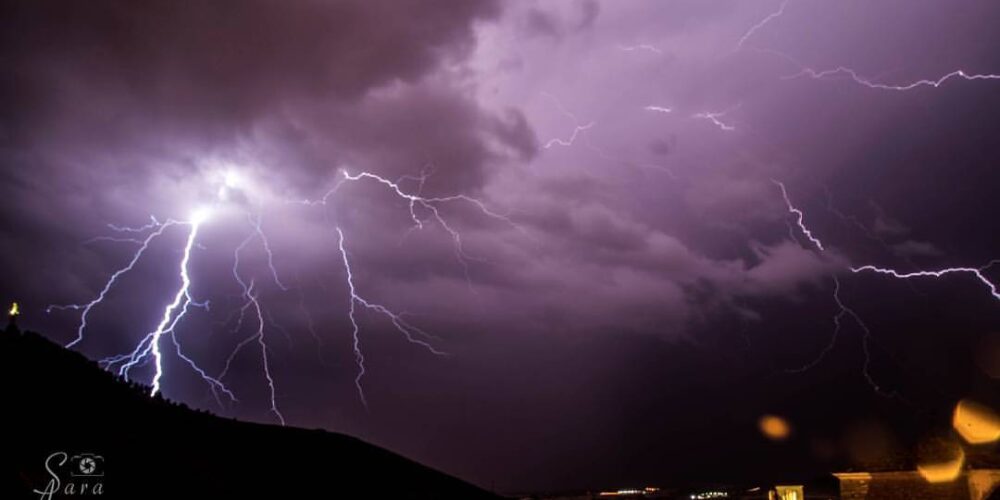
[{"xmin": 3, "ymin": 0, "xmax": 1000, "ymax": 492}]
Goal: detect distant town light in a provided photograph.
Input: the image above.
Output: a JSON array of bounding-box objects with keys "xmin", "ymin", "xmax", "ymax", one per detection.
[
  {"xmin": 690, "ymin": 491, "xmax": 728, "ymax": 499},
  {"xmin": 598, "ymin": 487, "xmax": 661, "ymax": 497},
  {"xmin": 9, "ymin": 302, "xmax": 19, "ymax": 316}
]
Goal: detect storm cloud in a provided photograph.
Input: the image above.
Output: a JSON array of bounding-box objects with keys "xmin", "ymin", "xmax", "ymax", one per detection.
[{"xmin": 3, "ymin": 0, "xmax": 1000, "ymax": 493}]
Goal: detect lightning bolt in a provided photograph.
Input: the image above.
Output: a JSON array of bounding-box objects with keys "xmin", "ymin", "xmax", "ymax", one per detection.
[
  {"xmin": 214, "ymin": 279, "xmax": 285, "ymax": 424},
  {"xmin": 772, "ymin": 180, "xmax": 825, "ymax": 251},
  {"xmin": 51, "ymin": 161, "xmax": 514, "ymax": 418},
  {"xmin": 295, "ymin": 272, "xmax": 324, "ymax": 353},
  {"xmin": 136, "ymin": 215, "xmax": 203, "ymax": 396},
  {"xmin": 822, "ymin": 189, "xmax": 885, "ymax": 244},
  {"xmin": 215, "ymin": 211, "xmax": 294, "ymax": 424},
  {"xmin": 246, "ymin": 210, "xmax": 289, "ymax": 291},
  {"xmin": 541, "ymin": 91, "xmax": 597, "ymax": 149},
  {"xmin": 737, "ymin": 0, "xmax": 790, "ymax": 48},
  {"xmin": 337, "ymin": 169, "xmax": 518, "ymax": 288},
  {"xmin": 774, "ymin": 181, "xmax": 998, "ymax": 396},
  {"xmin": 643, "ymin": 105, "xmax": 673, "ymax": 114},
  {"xmin": 737, "ymin": 41, "xmax": 999, "ymax": 96},
  {"xmin": 851, "ymin": 262, "xmax": 1000, "ymax": 301},
  {"xmin": 287, "ymin": 168, "xmax": 510, "ymax": 406},
  {"xmin": 543, "ymin": 93, "xmax": 674, "ymax": 178},
  {"xmin": 785, "ymin": 67, "xmax": 1000, "ymax": 91},
  {"xmin": 93, "ymin": 212, "xmax": 235, "ymax": 406},
  {"xmin": 248, "ymin": 281, "xmax": 285, "ymax": 425},
  {"xmin": 784, "ymin": 275, "xmax": 891, "ymax": 396},
  {"xmin": 692, "ymin": 105, "xmax": 739, "ymax": 132},
  {"xmin": 785, "ymin": 276, "xmax": 847, "ymax": 374},
  {"xmin": 336, "ymin": 226, "xmax": 446, "ymax": 409},
  {"xmin": 47, "ymin": 218, "xmax": 179, "ymax": 348},
  {"xmin": 544, "ymin": 121, "xmax": 596, "ymax": 149},
  {"xmin": 617, "ymin": 43, "xmax": 663, "ymax": 55}
]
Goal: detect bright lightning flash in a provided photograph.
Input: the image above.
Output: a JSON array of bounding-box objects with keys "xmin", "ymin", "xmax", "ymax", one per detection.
[
  {"xmin": 92, "ymin": 208, "xmax": 237, "ymax": 407},
  {"xmin": 49, "ymin": 163, "xmax": 511, "ymax": 420}
]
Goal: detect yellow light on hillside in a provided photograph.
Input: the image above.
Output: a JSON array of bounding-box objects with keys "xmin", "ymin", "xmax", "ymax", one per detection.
[{"xmin": 8, "ymin": 302, "xmax": 19, "ymax": 316}]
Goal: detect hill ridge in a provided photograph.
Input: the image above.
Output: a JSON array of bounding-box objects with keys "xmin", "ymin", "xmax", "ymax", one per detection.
[{"xmin": 2, "ymin": 325, "xmax": 502, "ymax": 499}]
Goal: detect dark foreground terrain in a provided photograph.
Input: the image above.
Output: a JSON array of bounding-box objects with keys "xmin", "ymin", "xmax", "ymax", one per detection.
[{"xmin": 2, "ymin": 324, "xmax": 502, "ymax": 499}]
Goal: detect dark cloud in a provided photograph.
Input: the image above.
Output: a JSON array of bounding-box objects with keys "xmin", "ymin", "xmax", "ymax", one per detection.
[
  {"xmin": 0, "ymin": 0, "xmax": 524, "ymax": 310},
  {"xmin": 1, "ymin": 0, "xmax": 497, "ymax": 132},
  {"xmin": 576, "ymin": 0, "xmax": 601, "ymax": 31},
  {"xmin": 0, "ymin": 0, "xmax": 518, "ymax": 201},
  {"xmin": 891, "ymin": 239, "xmax": 945, "ymax": 259},
  {"xmin": 522, "ymin": 8, "xmax": 562, "ymax": 39},
  {"xmin": 519, "ymin": 1, "xmax": 600, "ymax": 40}
]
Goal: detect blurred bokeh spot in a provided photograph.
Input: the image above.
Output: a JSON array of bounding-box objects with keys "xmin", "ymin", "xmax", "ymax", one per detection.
[
  {"xmin": 916, "ymin": 438, "xmax": 965, "ymax": 484},
  {"xmin": 953, "ymin": 399, "xmax": 1000, "ymax": 445},
  {"xmin": 759, "ymin": 414, "xmax": 791, "ymax": 441}
]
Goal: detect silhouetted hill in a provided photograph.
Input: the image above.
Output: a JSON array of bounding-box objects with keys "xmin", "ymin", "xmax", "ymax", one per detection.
[{"xmin": 2, "ymin": 325, "xmax": 503, "ymax": 499}]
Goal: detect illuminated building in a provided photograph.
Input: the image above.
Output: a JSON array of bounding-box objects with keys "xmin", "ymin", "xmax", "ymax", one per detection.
[
  {"xmin": 767, "ymin": 485, "xmax": 803, "ymax": 500},
  {"xmin": 834, "ymin": 469, "xmax": 1000, "ymax": 499}
]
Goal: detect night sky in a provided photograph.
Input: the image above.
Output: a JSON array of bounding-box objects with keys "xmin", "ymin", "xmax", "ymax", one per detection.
[{"xmin": 3, "ymin": 0, "xmax": 1000, "ymax": 493}]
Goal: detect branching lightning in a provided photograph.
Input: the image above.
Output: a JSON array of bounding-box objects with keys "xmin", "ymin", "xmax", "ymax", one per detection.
[
  {"xmin": 220, "ymin": 213, "xmax": 290, "ymax": 424},
  {"xmin": 335, "ymin": 227, "xmax": 446, "ymax": 409},
  {"xmin": 126, "ymin": 214, "xmax": 203, "ymax": 396},
  {"xmin": 294, "ymin": 168, "xmax": 520, "ymax": 289},
  {"xmin": 47, "ymin": 218, "xmax": 179, "ymax": 348},
  {"xmin": 28, "ymin": 1, "xmax": 1000, "ymax": 446},
  {"xmin": 247, "ymin": 211, "xmax": 289, "ymax": 292},
  {"xmin": 785, "ymin": 276, "xmax": 846, "ymax": 374},
  {"xmin": 93, "ymin": 212, "xmax": 236, "ymax": 406},
  {"xmin": 246, "ymin": 281, "xmax": 286, "ymax": 425},
  {"xmin": 341, "ymin": 170, "xmax": 516, "ymax": 251},
  {"xmin": 773, "ymin": 180, "xmax": 999, "ymax": 395},
  {"xmin": 289, "ymin": 168, "xmax": 515, "ymax": 405},
  {"xmin": 45, "ymin": 160, "xmax": 514, "ymax": 420}
]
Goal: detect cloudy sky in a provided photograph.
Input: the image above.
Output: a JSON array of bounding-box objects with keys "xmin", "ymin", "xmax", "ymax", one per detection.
[{"xmin": 3, "ymin": 0, "xmax": 999, "ymax": 492}]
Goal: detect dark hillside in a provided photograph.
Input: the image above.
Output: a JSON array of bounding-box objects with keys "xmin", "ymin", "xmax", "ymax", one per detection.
[{"xmin": 2, "ymin": 325, "xmax": 502, "ymax": 499}]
